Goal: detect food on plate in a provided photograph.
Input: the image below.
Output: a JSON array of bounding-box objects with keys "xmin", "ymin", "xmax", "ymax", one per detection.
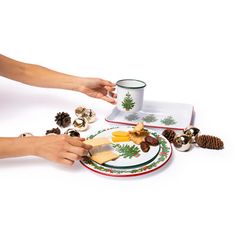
[
  {"xmin": 112, "ymin": 131, "xmax": 129, "ymax": 137},
  {"xmin": 84, "ymin": 137, "xmax": 111, "ymax": 147},
  {"xmin": 90, "ymin": 151, "xmax": 119, "ymax": 164},
  {"xmin": 140, "ymin": 141, "xmax": 150, "ymax": 152},
  {"xmin": 112, "ymin": 130, "xmax": 130, "ymax": 142},
  {"xmin": 129, "ymin": 132, "xmax": 148, "ymax": 145},
  {"xmin": 112, "ymin": 136, "xmax": 130, "ymax": 142},
  {"xmin": 128, "ymin": 122, "xmax": 149, "ymax": 145},
  {"xmin": 129, "ymin": 122, "xmax": 145, "ymax": 135},
  {"xmin": 145, "ymin": 135, "xmax": 159, "ymax": 146}
]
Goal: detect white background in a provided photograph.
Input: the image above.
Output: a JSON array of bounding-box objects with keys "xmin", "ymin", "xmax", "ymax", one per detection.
[{"xmin": 0, "ymin": 0, "xmax": 236, "ymax": 235}]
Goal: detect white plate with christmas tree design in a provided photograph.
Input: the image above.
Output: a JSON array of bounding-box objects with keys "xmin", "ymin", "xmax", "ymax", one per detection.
[
  {"xmin": 80, "ymin": 127, "xmax": 172, "ymax": 177},
  {"xmin": 105, "ymin": 101, "xmax": 194, "ymax": 130}
]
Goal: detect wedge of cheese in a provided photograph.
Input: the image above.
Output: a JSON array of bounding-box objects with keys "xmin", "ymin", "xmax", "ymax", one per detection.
[
  {"xmin": 84, "ymin": 138, "xmax": 111, "ymax": 147},
  {"xmin": 90, "ymin": 151, "xmax": 119, "ymax": 164}
]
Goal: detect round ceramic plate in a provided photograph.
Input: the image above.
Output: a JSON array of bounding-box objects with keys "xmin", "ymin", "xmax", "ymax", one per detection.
[{"xmin": 80, "ymin": 127, "xmax": 172, "ymax": 177}]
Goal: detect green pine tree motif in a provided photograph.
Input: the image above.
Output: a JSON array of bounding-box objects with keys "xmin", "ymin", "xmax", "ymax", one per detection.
[
  {"xmin": 122, "ymin": 92, "xmax": 135, "ymax": 111},
  {"xmin": 112, "ymin": 144, "xmax": 140, "ymax": 159},
  {"xmin": 125, "ymin": 113, "xmax": 140, "ymax": 121},
  {"xmin": 142, "ymin": 114, "xmax": 158, "ymax": 123},
  {"xmin": 160, "ymin": 116, "xmax": 177, "ymax": 125}
]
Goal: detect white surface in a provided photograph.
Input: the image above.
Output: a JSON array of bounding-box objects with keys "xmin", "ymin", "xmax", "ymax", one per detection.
[{"xmin": 0, "ymin": 0, "xmax": 235, "ymax": 236}]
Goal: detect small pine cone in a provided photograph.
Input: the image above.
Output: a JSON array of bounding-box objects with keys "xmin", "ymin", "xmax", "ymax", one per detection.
[
  {"xmin": 46, "ymin": 127, "xmax": 61, "ymax": 135},
  {"xmin": 55, "ymin": 112, "xmax": 71, "ymax": 128},
  {"xmin": 196, "ymin": 135, "xmax": 224, "ymax": 150},
  {"xmin": 162, "ymin": 129, "xmax": 176, "ymax": 143}
]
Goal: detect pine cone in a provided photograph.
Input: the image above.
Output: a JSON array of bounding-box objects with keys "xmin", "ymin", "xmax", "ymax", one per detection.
[
  {"xmin": 196, "ymin": 135, "xmax": 224, "ymax": 150},
  {"xmin": 162, "ymin": 129, "xmax": 176, "ymax": 143},
  {"xmin": 55, "ymin": 112, "xmax": 71, "ymax": 128},
  {"xmin": 46, "ymin": 127, "xmax": 61, "ymax": 135}
]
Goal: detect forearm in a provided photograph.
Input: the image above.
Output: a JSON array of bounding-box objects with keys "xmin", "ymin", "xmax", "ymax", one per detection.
[
  {"xmin": 0, "ymin": 137, "xmax": 36, "ymax": 159},
  {"xmin": 0, "ymin": 54, "xmax": 81, "ymax": 90}
]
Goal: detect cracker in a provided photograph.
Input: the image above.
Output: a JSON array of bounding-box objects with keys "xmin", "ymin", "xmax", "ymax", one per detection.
[
  {"xmin": 129, "ymin": 133, "xmax": 148, "ymax": 145},
  {"xmin": 84, "ymin": 138, "xmax": 111, "ymax": 147},
  {"xmin": 90, "ymin": 151, "xmax": 119, "ymax": 164}
]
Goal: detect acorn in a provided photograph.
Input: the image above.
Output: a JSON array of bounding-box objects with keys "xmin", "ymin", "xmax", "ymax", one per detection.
[
  {"xmin": 64, "ymin": 128, "xmax": 81, "ymax": 137},
  {"xmin": 73, "ymin": 117, "xmax": 89, "ymax": 131},
  {"xmin": 183, "ymin": 126, "xmax": 200, "ymax": 143},
  {"xmin": 173, "ymin": 134, "xmax": 191, "ymax": 152},
  {"xmin": 19, "ymin": 132, "xmax": 33, "ymax": 137}
]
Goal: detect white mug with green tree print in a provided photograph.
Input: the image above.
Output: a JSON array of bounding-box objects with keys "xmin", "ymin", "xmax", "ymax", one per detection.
[{"xmin": 116, "ymin": 79, "xmax": 146, "ymax": 112}]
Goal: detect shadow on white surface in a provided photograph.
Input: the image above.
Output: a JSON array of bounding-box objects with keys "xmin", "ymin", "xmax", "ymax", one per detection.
[
  {"xmin": 0, "ymin": 156, "xmax": 83, "ymax": 173},
  {"xmin": 0, "ymin": 156, "xmax": 48, "ymax": 169}
]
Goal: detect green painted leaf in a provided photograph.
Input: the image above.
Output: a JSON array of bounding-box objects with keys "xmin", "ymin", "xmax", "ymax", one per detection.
[
  {"xmin": 160, "ymin": 116, "xmax": 177, "ymax": 125},
  {"xmin": 112, "ymin": 144, "xmax": 140, "ymax": 159},
  {"xmin": 142, "ymin": 114, "xmax": 158, "ymax": 123}
]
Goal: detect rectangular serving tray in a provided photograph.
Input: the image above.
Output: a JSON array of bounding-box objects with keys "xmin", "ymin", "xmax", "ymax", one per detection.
[{"xmin": 105, "ymin": 101, "xmax": 194, "ymax": 130}]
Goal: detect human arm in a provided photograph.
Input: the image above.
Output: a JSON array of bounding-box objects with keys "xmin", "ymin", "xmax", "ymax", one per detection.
[
  {"xmin": 0, "ymin": 54, "xmax": 116, "ymax": 104},
  {"xmin": 0, "ymin": 135, "xmax": 92, "ymax": 165}
]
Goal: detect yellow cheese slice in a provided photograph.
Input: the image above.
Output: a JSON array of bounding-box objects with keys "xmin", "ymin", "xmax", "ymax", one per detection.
[
  {"xmin": 112, "ymin": 131, "xmax": 129, "ymax": 137},
  {"xmin": 112, "ymin": 136, "xmax": 130, "ymax": 142},
  {"xmin": 84, "ymin": 138, "xmax": 111, "ymax": 147},
  {"xmin": 91, "ymin": 151, "xmax": 119, "ymax": 164}
]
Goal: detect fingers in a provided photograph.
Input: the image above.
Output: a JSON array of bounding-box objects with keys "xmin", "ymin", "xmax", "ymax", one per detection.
[
  {"xmin": 109, "ymin": 91, "xmax": 117, "ymax": 98},
  {"xmin": 62, "ymin": 152, "xmax": 80, "ymax": 161},
  {"xmin": 66, "ymin": 136, "xmax": 92, "ymax": 150},
  {"xmin": 100, "ymin": 95, "xmax": 117, "ymax": 104},
  {"xmin": 104, "ymin": 85, "xmax": 116, "ymax": 92},
  {"xmin": 67, "ymin": 145, "xmax": 90, "ymax": 157},
  {"xmin": 101, "ymin": 79, "xmax": 116, "ymax": 87},
  {"xmin": 106, "ymin": 87, "xmax": 117, "ymax": 98},
  {"xmin": 58, "ymin": 158, "xmax": 75, "ymax": 166}
]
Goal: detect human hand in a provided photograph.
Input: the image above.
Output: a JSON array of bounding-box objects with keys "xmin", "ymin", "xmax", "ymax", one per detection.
[
  {"xmin": 76, "ymin": 77, "xmax": 117, "ymax": 104},
  {"xmin": 32, "ymin": 135, "xmax": 92, "ymax": 166}
]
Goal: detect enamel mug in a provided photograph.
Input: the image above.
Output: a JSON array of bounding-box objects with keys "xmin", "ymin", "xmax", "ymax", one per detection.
[{"xmin": 116, "ymin": 79, "xmax": 146, "ymax": 112}]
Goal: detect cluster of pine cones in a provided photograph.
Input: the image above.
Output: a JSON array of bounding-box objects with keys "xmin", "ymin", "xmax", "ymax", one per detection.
[{"xmin": 162, "ymin": 128, "xmax": 224, "ymax": 150}]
